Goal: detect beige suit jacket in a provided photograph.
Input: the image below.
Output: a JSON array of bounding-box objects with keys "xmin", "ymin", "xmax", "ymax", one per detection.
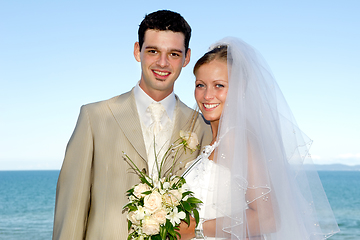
[{"xmin": 52, "ymin": 89, "xmax": 211, "ymax": 240}]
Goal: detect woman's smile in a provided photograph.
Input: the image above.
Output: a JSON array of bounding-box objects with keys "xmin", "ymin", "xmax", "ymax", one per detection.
[{"xmin": 203, "ymin": 103, "xmax": 220, "ymax": 110}]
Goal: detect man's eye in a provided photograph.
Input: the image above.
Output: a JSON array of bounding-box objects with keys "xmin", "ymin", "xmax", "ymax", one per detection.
[
  {"xmin": 148, "ymin": 50, "xmax": 157, "ymax": 54},
  {"xmin": 170, "ymin": 52, "xmax": 180, "ymax": 57}
]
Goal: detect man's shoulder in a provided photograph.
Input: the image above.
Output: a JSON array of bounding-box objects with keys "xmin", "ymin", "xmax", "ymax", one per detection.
[
  {"xmin": 175, "ymin": 95, "xmax": 193, "ymax": 113},
  {"xmin": 175, "ymin": 96, "xmax": 210, "ymax": 129},
  {"xmin": 83, "ymin": 90, "xmax": 133, "ymax": 110}
]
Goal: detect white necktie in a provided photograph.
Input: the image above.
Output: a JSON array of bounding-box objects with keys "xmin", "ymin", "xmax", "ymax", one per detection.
[
  {"xmin": 148, "ymin": 102, "xmax": 165, "ymax": 136},
  {"xmin": 146, "ymin": 102, "xmax": 166, "ymax": 177}
]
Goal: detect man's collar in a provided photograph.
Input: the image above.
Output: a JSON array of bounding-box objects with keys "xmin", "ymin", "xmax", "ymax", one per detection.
[{"xmin": 134, "ymin": 82, "xmax": 176, "ymax": 122}]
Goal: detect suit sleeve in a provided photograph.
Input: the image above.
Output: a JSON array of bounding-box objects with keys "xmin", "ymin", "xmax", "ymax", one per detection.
[{"xmin": 53, "ymin": 106, "xmax": 93, "ymax": 240}]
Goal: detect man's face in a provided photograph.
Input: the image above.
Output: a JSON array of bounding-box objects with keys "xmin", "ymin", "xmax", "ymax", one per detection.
[{"xmin": 134, "ymin": 29, "xmax": 191, "ymax": 101}]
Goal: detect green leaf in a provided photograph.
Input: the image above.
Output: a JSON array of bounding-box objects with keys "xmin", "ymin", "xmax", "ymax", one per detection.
[
  {"xmin": 160, "ymin": 227, "xmax": 167, "ymax": 240},
  {"xmin": 178, "ymin": 177, "xmax": 186, "ymax": 185},
  {"xmin": 139, "ymin": 176, "xmax": 152, "ymax": 187},
  {"xmin": 127, "ymin": 205, "xmax": 137, "ymax": 211},
  {"xmin": 127, "ymin": 231, "xmax": 135, "ymax": 240},
  {"xmin": 141, "ymin": 190, "xmax": 152, "ymax": 195},
  {"xmin": 186, "ymin": 197, "xmax": 203, "ymax": 204},
  {"xmin": 152, "ymin": 234, "xmax": 161, "ymax": 240},
  {"xmin": 182, "ymin": 201, "xmax": 191, "ymax": 212},
  {"xmin": 127, "ymin": 220, "xmax": 132, "ymax": 230},
  {"xmin": 184, "ymin": 212, "xmax": 190, "ymax": 225},
  {"xmin": 188, "ymin": 202, "xmax": 196, "ymax": 209},
  {"xmin": 165, "ymin": 220, "xmax": 172, "ymax": 230},
  {"xmin": 165, "ymin": 220, "xmax": 176, "ymax": 236},
  {"xmin": 122, "ymin": 202, "xmax": 132, "ymax": 210},
  {"xmin": 126, "ymin": 188, "xmax": 134, "ymax": 193},
  {"xmin": 193, "ymin": 208, "xmax": 200, "ymax": 227},
  {"xmin": 182, "ymin": 191, "xmax": 194, "ymax": 197}
]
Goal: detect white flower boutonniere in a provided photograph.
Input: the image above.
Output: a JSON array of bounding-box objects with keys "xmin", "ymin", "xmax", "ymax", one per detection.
[{"xmin": 179, "ymin": 130, "xmax": 200, "ymax": 153}]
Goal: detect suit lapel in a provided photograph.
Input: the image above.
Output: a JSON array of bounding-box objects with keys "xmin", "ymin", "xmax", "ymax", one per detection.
[
  {"xmin": 170, "ymin": 97, "xmax": 188, "ymax": 143},
  {"xmin": 162, "ymin": 97, "xmax": 193, "ymax": 175},
  {"xmin": 108, "ymin": 90, "xmax": 147, "ymax": 161},
  {"xmin": 108, "ymin": 92, "xmax": 195, "ymax": 176}
]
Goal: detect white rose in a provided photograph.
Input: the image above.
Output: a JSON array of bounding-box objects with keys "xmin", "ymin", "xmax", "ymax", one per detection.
[
  {"xmin": 142, "ymin": 216, "xmax": 160, "ymax": 235},
  {"xmin": 180, "ymin": 130, "xmax": 199, "ymax": 152},
  {"xmin": 163, "ymin": 189, "xmax": 182, "ymax": 206},
  {"xmin": 152, "ymin": 208, "xmax": 167, "ymax": 225},
  {"xmin": 134, "ymin": 183, "xmax": 151, "ymax": 199},
  {"xmin": 144, "ymin": 191, "xmax": 162, "ymax": 213}
]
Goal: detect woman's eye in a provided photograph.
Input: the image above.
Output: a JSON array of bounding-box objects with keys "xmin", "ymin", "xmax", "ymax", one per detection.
[
  {"xmin": 216, "ymin": 84, "xmax": 224, "ymax": 88},
  {"xmin": 196, "ymin": 83, "xmax": 204, "ymax": 88}
]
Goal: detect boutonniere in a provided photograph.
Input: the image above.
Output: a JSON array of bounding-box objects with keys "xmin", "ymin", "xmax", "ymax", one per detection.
[{"xmin": 179, "ymin": 130, "xmax": 199, "ymax": 153}]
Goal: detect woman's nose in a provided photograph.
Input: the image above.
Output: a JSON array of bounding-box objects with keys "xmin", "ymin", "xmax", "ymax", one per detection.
[{"xmin": 204, "ymin": 89, "xmax": 214, "ymax": 100}]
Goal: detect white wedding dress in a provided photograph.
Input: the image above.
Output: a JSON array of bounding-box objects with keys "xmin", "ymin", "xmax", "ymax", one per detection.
[
  {"xmin": 183, "ymin": 143, "xmax": 218, "ymax": 240},
  {"xmin": 184, "ymin": 142, "xmax": 271, "ymax": 240},
  {"xmin": 183, "ymin": 142, "xmax": 219, "ymax": 218},
  {"xmin": 184, "ymin": 142, "xmax": 244, "ymax": 240}
]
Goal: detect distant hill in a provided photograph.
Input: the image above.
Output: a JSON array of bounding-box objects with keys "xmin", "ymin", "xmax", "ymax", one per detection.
[{"xmin": 308, "ymin": 164, "xmax": 360, "ymax": 171}]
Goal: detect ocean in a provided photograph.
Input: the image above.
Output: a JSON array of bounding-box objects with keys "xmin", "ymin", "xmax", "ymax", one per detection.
[{"xmin": 0, "ymin": 170, "xmax": 359, "ymax": 239}]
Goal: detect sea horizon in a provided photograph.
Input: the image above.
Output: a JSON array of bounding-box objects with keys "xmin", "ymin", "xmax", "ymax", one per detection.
[{"xmin": 1, "ymin": 162, "xmax": 360, "ymax": 172}]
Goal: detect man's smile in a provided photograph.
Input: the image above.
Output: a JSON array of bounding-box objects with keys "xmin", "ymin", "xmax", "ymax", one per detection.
[{"xmin": 153, "ymin": 70, "xmax": 170, "ymax": 77}]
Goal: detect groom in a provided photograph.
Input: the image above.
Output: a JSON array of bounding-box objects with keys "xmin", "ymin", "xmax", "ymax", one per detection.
[{"xmin": 52, "ymin": 10, "xmax": 211, "ymax": 240}]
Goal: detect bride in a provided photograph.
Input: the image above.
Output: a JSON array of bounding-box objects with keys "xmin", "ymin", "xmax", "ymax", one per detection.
[{"xmin": 179, "ymin": 37, "xmax": 339, "ymax": 239}]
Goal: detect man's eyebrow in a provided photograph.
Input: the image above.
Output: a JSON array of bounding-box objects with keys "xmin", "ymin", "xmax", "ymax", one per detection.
[
  {"xmin": 144, "ymin": 46, "xmax": 183, "ymax": 53},
  {"xmin": 170, "ymin": 49, "xmax": 183, "ymax": 53},
  {"xmin": 144, "ymin": 46, "xmax": 157, "ymax": 50}
]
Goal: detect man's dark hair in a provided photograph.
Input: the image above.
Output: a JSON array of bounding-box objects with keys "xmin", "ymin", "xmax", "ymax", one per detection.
[{"xmin": 138, "ymin": 10, "xmax": 191, "ymax": 55}]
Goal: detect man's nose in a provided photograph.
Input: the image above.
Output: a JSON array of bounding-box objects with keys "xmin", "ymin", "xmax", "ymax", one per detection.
[{"xmin": 156, "ymin": 53, "xmax": 169, "ymax": 67}]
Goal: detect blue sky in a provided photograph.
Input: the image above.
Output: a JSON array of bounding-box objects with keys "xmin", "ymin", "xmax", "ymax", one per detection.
[{"xmin": 1, "ymin": 0, "xmax": 359, "ymax": 170}]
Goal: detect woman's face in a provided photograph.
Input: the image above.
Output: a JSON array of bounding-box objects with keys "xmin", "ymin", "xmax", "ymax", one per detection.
[{"xmin": 195, "ymin": 60, "xmax": 228, "ymax": 123}]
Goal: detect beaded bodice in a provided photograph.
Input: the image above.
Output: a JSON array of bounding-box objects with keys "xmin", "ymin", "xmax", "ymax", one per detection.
[{"xmin": 183, "ymin": 142, "xmax": 219, "ymax": 220}]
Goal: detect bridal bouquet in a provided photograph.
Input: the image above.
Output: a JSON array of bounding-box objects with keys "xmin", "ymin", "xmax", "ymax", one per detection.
[{"xmin": 123, "ymin": 130, "xmax": 202, "ymax": 240}]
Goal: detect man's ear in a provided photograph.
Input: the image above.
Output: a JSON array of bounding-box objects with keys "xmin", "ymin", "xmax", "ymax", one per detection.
[
  {"xmin": 183, "ymin": 48, "xmax": 191, "ymax": 67},
  {"xmin": 134, "ymin": 42, "xmax": 141, "ymax": 62}
]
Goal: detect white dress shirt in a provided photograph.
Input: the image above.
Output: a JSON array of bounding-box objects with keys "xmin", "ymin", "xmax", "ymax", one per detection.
[{"xmin": 134, "ymin": 83, "xmax": 176, "ymax": 176}]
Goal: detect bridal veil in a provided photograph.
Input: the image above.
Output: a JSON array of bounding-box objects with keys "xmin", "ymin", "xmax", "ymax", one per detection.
[{"xmin": 204, "ymin": 37, "xmax": 339, "ymax": 239}]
